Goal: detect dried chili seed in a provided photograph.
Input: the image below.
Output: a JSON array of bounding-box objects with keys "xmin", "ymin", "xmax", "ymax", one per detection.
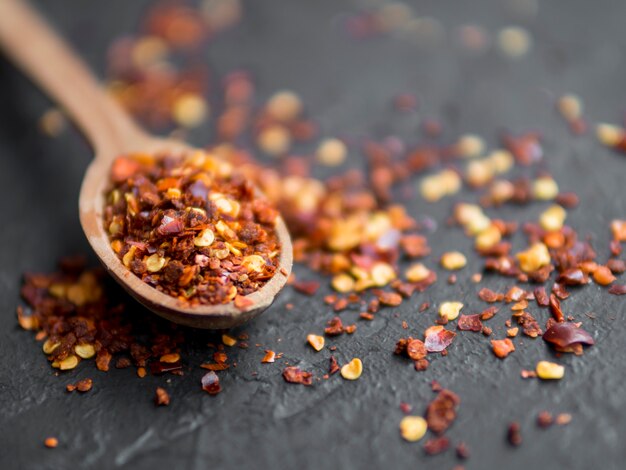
[
  {"xmin": 424, "ymin": 326, "xmax": 456, "ymax": 353},
  {"xmin": 399, "ymin": 416, "xmax": 428, "ymax": 442},
  {"xmin": 439, "ymin": 301, "xmax": 463, "ymax": 321},
  {"xmin": 307, "ymin": 334, "xmax": 325, "ymax": 351},
  {"xmin": 324, "ymin": 316, "xmax": 344, "ymax": 336},
  {"xmin": 457, "ymin": 314, "xmax": 483, "ymax": 332},
  {"xmin": 507, "ymin": 422, "xmax": 522, "ymax": 446},
  {"xmin": 201, "ymin": 371, "xmax": 222, "ymax": 394},
  {"xmin": 341, "ymin": 358, "xmax": 363, "ymax": 380},
  {"xmin": 555, "ymin": 413, "xmax": 572, "ymax": 425},
  {"xmin": 423, "ymin": 436, "xmax": 450, "ymax": 455},
  {"xmin": 426, "ymin": 389, "xmax": 460, "ymax": 434},
  {"xmin": 543, "ymin": 322, "xmax": 594, "ymax": 354},
  {"xmin": 491, "ymin": 338, "xmax": 515, "ymax": 359},
  {"xmin": 608, "ymin": 284, "xmax": 626, "ymax": 295},
  {"xmin": 536, "ymin": 361, "xmax": 565, "ymax": 380},
  {"xmin": 283, "ymin": 366, "xmax": 313, "ymax": 385},
  {"xmin": 154, "ymin": 387, "xmax": 170, "ymax": 406}
]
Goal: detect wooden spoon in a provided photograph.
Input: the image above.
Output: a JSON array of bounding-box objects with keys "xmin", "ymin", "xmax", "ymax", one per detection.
[{"xmin": 0, "ymin": 0, "xmax": 293, "ymax": 329}]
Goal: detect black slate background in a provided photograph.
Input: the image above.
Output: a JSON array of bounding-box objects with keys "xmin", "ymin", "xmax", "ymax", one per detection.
[{"xmin": 1, "ymin": 0, "xmax": 626, "ymax": 469}]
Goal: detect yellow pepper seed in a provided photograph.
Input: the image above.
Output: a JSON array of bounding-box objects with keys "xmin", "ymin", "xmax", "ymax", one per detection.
[
  {"xmin": 536, "ymin": 361, "xmax": 565, "ymax": 380},
  {"xmin": 222, "ymin": 334, "xmax": 237, "ymax": 347},
  {"xmin": 439, "ymin": 301, "xmax": 464, "ymax": 321},
  {"xmin": 307, "ymin": 334, "xmax": 325, "ymax": 352},
  {"xmin": 341, "ymin": 358, "xmax": 363, "ymax": 380},
  {"xmin": 194, "ymin": 228, "xmax": 215, "ymax": 247},
  {"xmin": 74, "ymin": 344, "xmax": 96, "ymax": 359},
  {"xmin": 399, "ymin": 416, "xmax": 428, "ymax": 442},
  {"xmin": 59, "ymin": 355, "xmax": 79, "ymax": 371},
  {"xmin": 440, "ymin": 251, "xmax": 467, "ymax": 270},
  {"xmin": 146, "ymin": 253, "xmax": 167, "ymax": 273},
  {"xmin": 331, "ymin": 273, "xmax": 355, "ymax": 293}
]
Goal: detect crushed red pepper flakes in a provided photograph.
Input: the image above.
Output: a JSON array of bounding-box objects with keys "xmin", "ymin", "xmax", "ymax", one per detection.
[
  {"xmin": 478, "ymin": 287, "xmax": 503, "ymax": 303},
  {"xmin": 104, "ymin": 151, "xmax": 281, "ymax": 306},
  {"xmin": 282, "ymin": 366, "xmax": 313, "ymax": 385},
  {"xmin": 480, "ymin": 306, "xmax": 499, "ymax": 320},
  {"xmin": 75, "ymin": 378, "xmax": 93, "ymax": 393},
  {"xmin": 154, "ymin": 387, "xmax": 170, "ymax": 406},
  {"xmin": 324, "ymin": 316, "xmax": 344, "ymax": 336}
]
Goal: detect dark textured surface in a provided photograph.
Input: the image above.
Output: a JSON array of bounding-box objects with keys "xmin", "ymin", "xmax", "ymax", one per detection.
[{"xmin": 1, "ymin": 1, "xmax": 626, "ymax": 469}]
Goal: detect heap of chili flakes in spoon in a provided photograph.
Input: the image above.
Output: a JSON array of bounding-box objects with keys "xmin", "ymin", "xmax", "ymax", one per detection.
[{"xmin": 19, "ymin": 0, "xmax": 626, "ymax": 460}]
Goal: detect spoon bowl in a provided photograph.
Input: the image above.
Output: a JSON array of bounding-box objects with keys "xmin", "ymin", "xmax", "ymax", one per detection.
[{"xmin": 0, "ymin": 0, "xmax": 293, "ymax": 329}]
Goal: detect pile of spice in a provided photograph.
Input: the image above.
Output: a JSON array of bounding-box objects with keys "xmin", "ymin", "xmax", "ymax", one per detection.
[
  {"xmin": 20, "ymin": 0, "xmax": 626, "ymax": 461},
  {"xmin": 103, "ymin": 150, "xmax": 281, "ymax": 305}
]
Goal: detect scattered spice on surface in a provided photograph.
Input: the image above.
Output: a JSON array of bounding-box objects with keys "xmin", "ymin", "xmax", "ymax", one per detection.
[{"xmin": 155, "ymin": 387, "xmax": 170, "ymax": 406}]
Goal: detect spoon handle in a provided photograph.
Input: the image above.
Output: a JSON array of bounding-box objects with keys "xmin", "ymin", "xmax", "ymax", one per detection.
[{"xmin": 0, "ymin": 0, "xmax": 142, "ymax": 155}]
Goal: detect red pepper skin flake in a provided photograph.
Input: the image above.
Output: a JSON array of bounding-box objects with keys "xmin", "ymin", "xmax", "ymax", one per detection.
[
  {"xmin": 261, "ymin": 350, "xmax": 276, "ymax": 363},
  {"xmin": 150, "ymin": 361, "xmax": 183, "ymax": 375},
  {"xmin": 607, "ymin": 259, "xmax": 626, "ymax": 274},
  {"xmin": 293, "ymin": 280, "xmax": 321, "ymax": 296},
  {"xmin": 549, "ymin": 294, "xmax": 565, "ymax": 322},
  {"xmin": 201, "ymin": 371, "xmax": 222, "ymax": 395},
  {"xmin": 543, "ymin": 322, "xmax": 594, "ymax": 354},
  {"xmin": 414, "ymin": 358, "xmax": 429, "ymax": 371},
  {"xmin": 282, "ymin": 366, "xmax": 313, "ymax": 385},
  {"xmin": 537, "ymin": 411, "xmax": 553, "ymax": 428},
  {"xmin": 424, "ymin": 326, "xmax": 456, "ymax": 353},
  {"xmin": 491, "ymin": 338, "xmax": 515, "ymax": 359},
  {"xmin": 534, "ymin": 286, "xmax": 549, "ymax": 307},
  {"xmin": 457, "ymin": 314, "xmax": 483, "ymax": 332},
  {"xmin": 557, "ymin": 268, "xmax": 589, "ymax": 286},
  {"xmin": 426, "ymin": 389, "xmax": 460, "ymax": 434},
  {"xmin": 324, "ymin": 316, "xmax": 344, "ymax": 336},
  {"xmin": 507, "ymin": 422, "xmax": 522, "ymax": 446},
  {"xmin": 154, "ymin": 387, "xmax": 170, "ymax": 406},
  {"xmin": 478, "ymin": 288, "xmax": 503, "ymax": 303},
  {"xmin": 377, "ymin": 291, "xmax": 403, "ymax": 306},
  {"xmin": 479, "ymin": 306, "xmax": 499, "ymax": 321},
  {"xmin": 608, "ymin": 284, "xmax": 626, "ymax": 295},
  {"xmin": 110, "ymin": 156, "xmax": 141, "ymax": 183},
  {"xmin": 423, "ymin": 436, "xmax": 450, "ymax": 455},
  {"xmin": 456, "ymin": 442, "xmax": 470, "ymax": 460},
  {"xmin": 399, "ymin": 402, "xmax": 412, "ymax": 414},
  {"xmin": 329, "ymin": 356, "xmax": 340, "ymax": 375}
]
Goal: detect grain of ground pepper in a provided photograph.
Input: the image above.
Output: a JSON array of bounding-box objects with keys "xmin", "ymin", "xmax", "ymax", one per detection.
[{"xmin": 104, "ymin": 150, "xmax": 281, "ymax": 305}]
